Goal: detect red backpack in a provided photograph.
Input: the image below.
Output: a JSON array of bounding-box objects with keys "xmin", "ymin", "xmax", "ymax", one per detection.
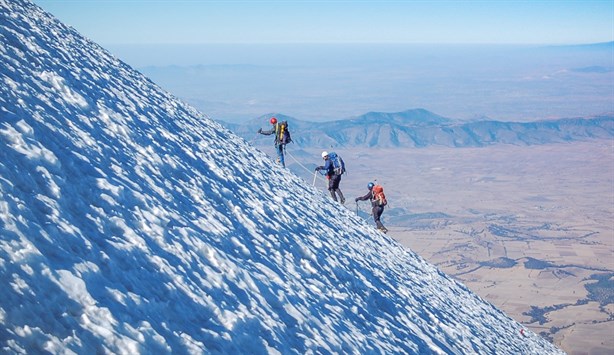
[{"xmin": 372, "ymin": 185, "xmax": 387, "ymax": 206}]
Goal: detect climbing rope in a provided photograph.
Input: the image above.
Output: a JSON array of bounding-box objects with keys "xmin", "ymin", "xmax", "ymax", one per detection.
[
  {"xmin": 285, "ymin": 149, "xmax": 328, "ymax": 186},
  {"xmin": 249, "ymin": 132, "xmax": 262, "ymax": 145},
  {"xmin": 240, "ymin": 116, "xmax": 327, "ymax": 186}
]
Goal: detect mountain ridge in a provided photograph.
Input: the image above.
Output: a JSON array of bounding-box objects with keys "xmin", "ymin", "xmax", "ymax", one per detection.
[{"xmin": 223, "ymin": 110, "xmax": 614, "ymax": 148}]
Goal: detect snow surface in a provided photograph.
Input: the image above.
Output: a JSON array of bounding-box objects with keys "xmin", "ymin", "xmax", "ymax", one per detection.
[{"xmin": 0, "ymin": 1, "xmax": 564, "ymax": 354}]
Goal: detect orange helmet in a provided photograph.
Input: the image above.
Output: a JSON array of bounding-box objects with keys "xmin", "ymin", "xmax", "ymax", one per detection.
[{"xmin": 269, "ymin": 117, "xmax": 277, "ymax": 124}]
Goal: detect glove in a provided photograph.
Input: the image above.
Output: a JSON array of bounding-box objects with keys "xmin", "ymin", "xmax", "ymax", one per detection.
[
  {"xmin": 354, "ymin": 198, "xmax": 359, "ymax": 202},
  {"xmin": 257, "ymin": 128, "xmax": 262, "ymax": 133},
  {"xmin": 315, "ymin": 167, "xmax": 321, "ymax": 172}
]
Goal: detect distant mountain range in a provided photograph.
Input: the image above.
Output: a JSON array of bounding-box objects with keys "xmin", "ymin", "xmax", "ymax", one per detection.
[
  {"xmin": 548, "ymin": 41, "xmax": 614, "ymax": 51},
  {"xmin": 220, "ymin": 109, "xmax": 614, "ymax": 148}
]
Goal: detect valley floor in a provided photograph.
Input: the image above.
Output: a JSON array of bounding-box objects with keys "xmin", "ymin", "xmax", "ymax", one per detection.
[{"xmin": 284, "ymin": 140, "xmax": 613, "ymax": 355}]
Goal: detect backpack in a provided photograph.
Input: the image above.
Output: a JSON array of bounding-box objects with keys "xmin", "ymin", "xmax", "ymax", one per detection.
[
  {"xmin": 277, "ymin": 121, "xmax": 292, "ymax": 144},
  {"xmin": 328, "ymin": 152, "xmax": 345, "ymax": 175},
  {"xmin": 372, "ymin": 184, "xmax": 387, "ymax": 206}
]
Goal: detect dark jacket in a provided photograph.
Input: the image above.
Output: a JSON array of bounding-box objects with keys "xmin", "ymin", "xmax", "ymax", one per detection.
[
  {"xmin": 259, "ymin": 124, "xmax": 282, "ymax": 146},
  {"xmin": 356, "ymin": 189, "xmax": 386, "ymax": 231},
  {"xmin": 356, "ymin": 190, "xmax": 380, "ymax": 207},
  {"xmin": 317, "ymin": 159, "xmax": 336, "ymax": 178}
]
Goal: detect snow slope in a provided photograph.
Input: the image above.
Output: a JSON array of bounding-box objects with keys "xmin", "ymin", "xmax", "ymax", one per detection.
[{"xmin": 0, "ymin": 1, "xmax": 564, "ymax": 354}]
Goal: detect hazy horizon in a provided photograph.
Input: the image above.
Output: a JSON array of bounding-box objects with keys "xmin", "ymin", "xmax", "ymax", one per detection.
[
  {"xmin": 32, "ymin": 0, "xmax": 614, "ymax": 122},
  {"xmin": 108, "ymin": 42, "xmax": 613, "ymax": 67},
  {"xmin": 110, "ymin": 43, "xmax": 614, "ymax": 123}
]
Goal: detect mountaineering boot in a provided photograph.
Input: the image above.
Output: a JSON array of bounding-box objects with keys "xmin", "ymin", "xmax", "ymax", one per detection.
[
  {"xmin": 337, "ymin": 190, "xmax": 345, "ymax": 204},
  {"xmin": 376, "ymin": 221, "xmax": 388, "ymax": 234},
  {"xmin": 329, "ymin": 190, "xmax": 338, "ymax": 202}
]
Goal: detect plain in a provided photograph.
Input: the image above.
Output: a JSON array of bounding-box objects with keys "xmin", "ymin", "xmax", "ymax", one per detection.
[{"xmin": 277, "ymin": 140, "xmax": 613, "ymax": 355}]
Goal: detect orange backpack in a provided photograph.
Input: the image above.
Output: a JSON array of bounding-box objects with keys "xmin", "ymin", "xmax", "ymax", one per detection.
[{"xmin": 372, "ymin": 185, "xmax": 387, "ymax": 206}]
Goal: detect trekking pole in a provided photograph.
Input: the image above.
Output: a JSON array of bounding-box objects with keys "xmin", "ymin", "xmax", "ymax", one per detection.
[{"xmin": 249, "ymin": 132, "xmax": 260, "ymax": 145}]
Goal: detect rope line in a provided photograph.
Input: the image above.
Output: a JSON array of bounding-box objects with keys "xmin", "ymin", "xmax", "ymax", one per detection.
[
  {"xmin": 249, "ymin": 133, "xmax": 262, "ymax": 145},
  {"xmin": 286, "ymin": 149, "xmax": 328, "ymax": 185},
  {"xmin": 204, "ymin": 113, "xmax": 378, "ymax": 222},
  {"xmin": 235, "ymin": 115, "xmax": 327, "ymax": 186}
]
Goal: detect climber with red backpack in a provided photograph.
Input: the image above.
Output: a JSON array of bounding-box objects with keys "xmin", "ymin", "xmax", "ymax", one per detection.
[
  {"xmin": 355, "ymin": 182, "xmax": 388, "ymax": 233},
  {"xmin": 258, "ymin": 117, "xmax": 291, "ymax": 167}
]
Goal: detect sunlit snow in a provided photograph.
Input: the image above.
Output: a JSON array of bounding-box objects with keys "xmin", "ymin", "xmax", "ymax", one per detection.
[{"xmin": 0, "ymin": 0, "xmax": 564, "ymax": 354}]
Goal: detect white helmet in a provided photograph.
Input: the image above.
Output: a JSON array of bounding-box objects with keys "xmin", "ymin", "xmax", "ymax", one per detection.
[{"xmin": 321, "ymin": 151, "xmax": 329, "ymax": 158}]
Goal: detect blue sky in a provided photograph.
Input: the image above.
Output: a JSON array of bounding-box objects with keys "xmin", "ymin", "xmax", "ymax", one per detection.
[{"xmin": 33, "ymin": 0, "xmax": 613, "ymax": 45}]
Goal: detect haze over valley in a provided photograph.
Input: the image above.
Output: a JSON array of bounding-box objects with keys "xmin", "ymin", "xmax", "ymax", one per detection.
[{"xmin": 130, "ymin": 42, "xmax": 614, "ymax": 123}]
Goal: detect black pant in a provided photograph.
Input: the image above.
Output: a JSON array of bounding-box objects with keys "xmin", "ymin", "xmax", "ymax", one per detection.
[
  {"xmin": 328, "ymin": 174, "xmax": 344, "ymax": 202},
  {"xmin": 372, "ymin": 204, "xmax": 385, "ymax": 229}
]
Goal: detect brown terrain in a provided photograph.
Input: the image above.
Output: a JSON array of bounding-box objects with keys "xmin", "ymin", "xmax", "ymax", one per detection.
[{"xmin": 293, "ymin": 140, "xmax": 612, "ymax": 355}]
